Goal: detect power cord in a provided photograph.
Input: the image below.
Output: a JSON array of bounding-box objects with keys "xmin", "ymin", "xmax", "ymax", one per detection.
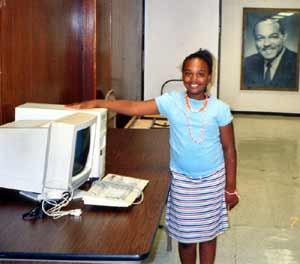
[
  {"xmin": 132, "ymin": 189, "xmax": 144, "ymax": 205},
  {"xmin": 42, "ymin": 191, "xmax": 82, "ymax": 219},
  {"xmin": 132, "ymin": 192, "xmax": 144, "ymax": 205},
  {"xmin": 22, "ymin": 191, "xmax": 82, "ymax": 220}
]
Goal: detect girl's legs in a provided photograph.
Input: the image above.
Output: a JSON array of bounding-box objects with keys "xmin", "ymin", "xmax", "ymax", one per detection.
[
  {"xmin": 199, "ymin": 238, "xmax": 217, "ymax": 264},
  {"xmin": 178, "ymin": 238, "xmax": 216, "ymax": 264},
  {"xmin": 178, "ymin": 242, "xmax": 197, "ymax": 264}
]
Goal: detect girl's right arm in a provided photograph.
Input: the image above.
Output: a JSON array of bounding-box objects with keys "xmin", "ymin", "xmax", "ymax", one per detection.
[{"xmin": 66, "ymin": 99, "xmax": 160, "ymax": 116}]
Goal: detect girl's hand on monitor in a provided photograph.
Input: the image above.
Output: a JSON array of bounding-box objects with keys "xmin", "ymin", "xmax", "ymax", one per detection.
[{"xmin": 65, "ymin": 100, "xmax": 101, "ymax": 109}]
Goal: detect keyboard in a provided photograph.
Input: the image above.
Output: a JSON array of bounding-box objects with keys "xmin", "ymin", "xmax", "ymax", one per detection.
[{"xmin": 75, "ymin": 174, "xmax": 149, "ymax": 207}]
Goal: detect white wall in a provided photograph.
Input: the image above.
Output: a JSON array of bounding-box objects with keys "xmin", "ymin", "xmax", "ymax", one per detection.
[
  {"xmin": 144, "ymin": 0, "xmax": 220, "ymax": 99},
  {"xmin": 220, "ymin": 0, "xmax": 300, "ymax": 113}
]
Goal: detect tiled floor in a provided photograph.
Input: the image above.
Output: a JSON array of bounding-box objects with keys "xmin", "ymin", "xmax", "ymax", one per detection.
[{"xmin": 143, "ymin": 114, "xmax": 300, "ymax": 264}]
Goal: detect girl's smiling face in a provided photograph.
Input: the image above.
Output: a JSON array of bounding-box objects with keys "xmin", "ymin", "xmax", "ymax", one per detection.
[{"xmin": 182, "ymin": 58, "xmax": 211, "ymax": 100}]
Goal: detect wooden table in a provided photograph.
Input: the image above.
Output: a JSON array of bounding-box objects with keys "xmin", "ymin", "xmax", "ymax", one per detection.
[{"xmin": 0, "ymin": 129, "xmax": 170, "ymax": 263}]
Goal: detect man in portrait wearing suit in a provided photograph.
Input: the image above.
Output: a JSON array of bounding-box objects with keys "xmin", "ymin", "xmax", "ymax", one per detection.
[{"xmin": 243, "ymin": 18, "xmax": 298, "ymax": 89}]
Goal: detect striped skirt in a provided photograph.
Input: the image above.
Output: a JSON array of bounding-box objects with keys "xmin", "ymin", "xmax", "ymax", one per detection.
[{"xmin": 165, "ymin": 167, "xmax": 229, "ymax": 243}]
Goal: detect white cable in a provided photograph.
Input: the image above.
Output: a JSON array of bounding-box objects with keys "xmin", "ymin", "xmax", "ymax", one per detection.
[
  {"xmin": 41, "ymin": 189, "xmax": 82, "ymax": 219},
  {"xmin": 132, "ymin": 191, "xmax": 144, "ymax": 205}
]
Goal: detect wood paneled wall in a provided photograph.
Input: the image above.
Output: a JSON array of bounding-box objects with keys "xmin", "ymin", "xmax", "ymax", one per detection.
[
  {"xmin": 111, "ymin": 0, "xmax": 143, "ymax": 100},
  {"xmin": 82, "ymin": 0, "xmax": 96, "ymax": 101},
  {"xmin": 0, "ymin": 0, "xmax": 143, "ymax": 125},
  {"xmin": 96, "ymin": 0, "xmax": 143, "ymax": 100},
  {"xmin": 0, "ymin": 0, "xmax": 93, "ymax": 124},
  {"xmin": 96, "ymin": 0, "xmax": 112, "ymax": 98}
]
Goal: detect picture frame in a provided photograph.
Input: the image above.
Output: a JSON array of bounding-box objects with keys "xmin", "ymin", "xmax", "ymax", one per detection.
[{"xmin": 241, "ymin": 8, "xmax": 300, "ymax": 91}]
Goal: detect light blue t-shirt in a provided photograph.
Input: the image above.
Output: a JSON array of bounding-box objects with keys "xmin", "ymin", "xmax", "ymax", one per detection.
[{"xmin": 155, "ymin": 91, "xmax": 233, "ymax": 178}]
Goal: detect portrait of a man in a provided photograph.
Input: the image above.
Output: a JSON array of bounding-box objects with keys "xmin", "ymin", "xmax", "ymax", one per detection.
[{"xmin": 241, "ymin": 9, "xmax": 300, "ymax": 91}]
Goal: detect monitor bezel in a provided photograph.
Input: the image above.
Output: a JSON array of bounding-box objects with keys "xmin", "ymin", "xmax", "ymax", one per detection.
[{"xmin": 41, "ymin": 112, "xmax": 97, "ymax": 200}]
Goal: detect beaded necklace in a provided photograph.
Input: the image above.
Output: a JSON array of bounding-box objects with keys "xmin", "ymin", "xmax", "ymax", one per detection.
[
  {"xmin": 185, "ymin": 93, "xmax": 208, "ymax": 112},
  {"xmin": 184, "ymin": 93, "xmax": 209, "ymax": 144}
]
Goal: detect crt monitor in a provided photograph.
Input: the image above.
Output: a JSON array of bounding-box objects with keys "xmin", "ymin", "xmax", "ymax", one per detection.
[
  {"xmin": 0, "ymin": 103, "xmax": 107, "ymax": 201},
  {"xmin": 0, "ymin": 113, "xmax": 97, "ymax": 201},
  {"xmin": 15, "ymin": 103, "xmax": 107, "ymax": 180}
]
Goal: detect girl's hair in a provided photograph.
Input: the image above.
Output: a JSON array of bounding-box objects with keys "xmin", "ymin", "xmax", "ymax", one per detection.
[{"xmin": 182, "ymin": 49, "xmax": 213, "ymax": 74}]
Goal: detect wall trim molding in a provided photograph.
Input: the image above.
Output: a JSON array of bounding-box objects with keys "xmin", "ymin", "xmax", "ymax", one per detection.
[{"xmin": 232, "ymin": 110, "xmax": 300, "ymax": 117}]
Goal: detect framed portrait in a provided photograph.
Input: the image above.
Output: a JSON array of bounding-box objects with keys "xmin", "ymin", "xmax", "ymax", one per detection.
[{"xmin": 241, "ymin": 8, "xmax": 300, "ymax": 91}]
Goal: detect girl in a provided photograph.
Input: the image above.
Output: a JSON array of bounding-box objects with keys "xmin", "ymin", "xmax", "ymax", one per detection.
[{"xmin": 67, "ymin": 49, "xmax": 238, "ymax": 264}]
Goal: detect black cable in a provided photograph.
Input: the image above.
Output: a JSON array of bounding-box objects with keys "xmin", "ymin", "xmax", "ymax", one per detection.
[{"xmin": 22, "ymin": 202, "xmax": 49, "ymax": 220}]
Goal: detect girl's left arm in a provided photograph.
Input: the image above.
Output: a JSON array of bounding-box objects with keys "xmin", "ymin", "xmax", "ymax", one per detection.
[{"xmin": 219, "ymin": 122, "xmax": 239, "ymax": 210}]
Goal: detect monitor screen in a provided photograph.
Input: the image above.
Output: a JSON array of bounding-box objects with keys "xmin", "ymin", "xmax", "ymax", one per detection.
[{"xmin": 72, "ymin": 127, "xmax": 91, "ymax": 177}]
